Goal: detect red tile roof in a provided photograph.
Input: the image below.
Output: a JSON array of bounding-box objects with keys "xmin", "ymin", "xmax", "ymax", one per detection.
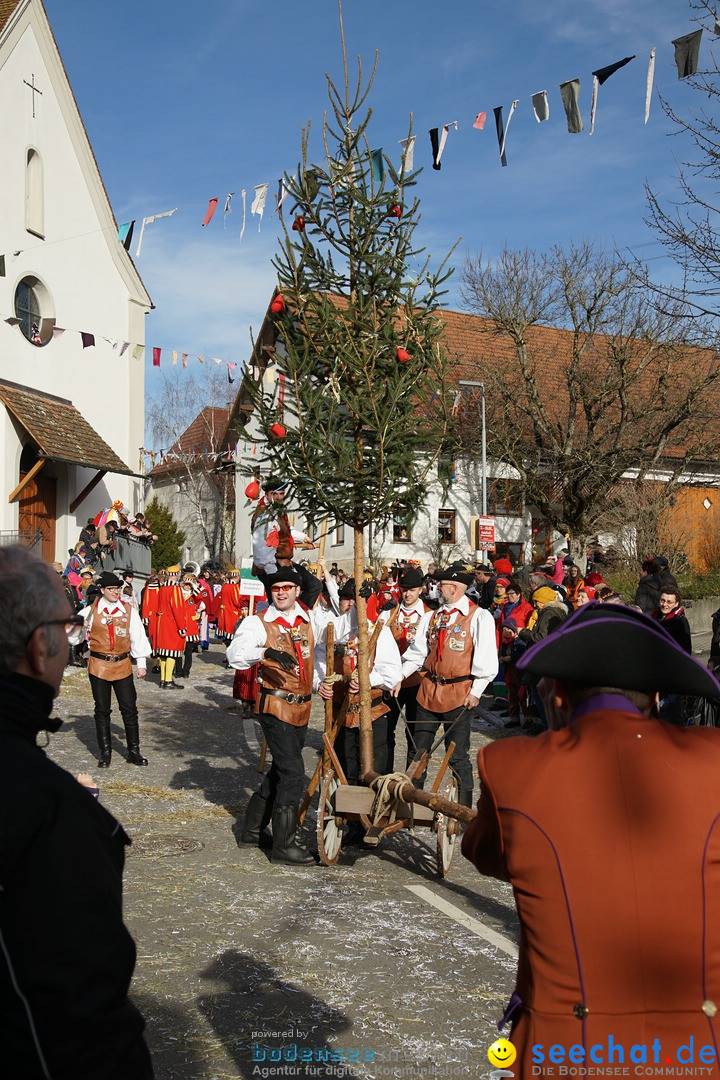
[
  {"xmin": 0, "ymin": 0, "xmax": 19, "ymax": 33},
  {"xmin": 0, "ymin": 380, "xmax": 135, "ymax": 474},
  {"xmin": 150, "ymin": 406, "xmax": 231, "ymax": 477}
]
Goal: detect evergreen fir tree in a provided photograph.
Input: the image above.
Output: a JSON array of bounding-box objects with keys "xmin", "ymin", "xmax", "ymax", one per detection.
[
  {"xmin": 145, "ymin": 496, "xmax": 186, "ymax": 571},
  {"xmin": 247, "ymin": 2, "xmax": 454, "ymax": 777}
]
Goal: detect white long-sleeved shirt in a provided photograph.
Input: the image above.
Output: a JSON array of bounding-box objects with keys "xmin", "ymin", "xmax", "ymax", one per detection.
[
  {"xmin": 329, "ymin": 610, "xmax": 403, "ymax": 691},
  {"xmin": 400, "ymin": 593, "xmax": 498, "ymax": 699},
  {"xmin": 251, "ymin": 507, "xmax": 307, "ymax": 574},
  {"xmin": 227, "ymin": 602, "xmax": 327, "ymax": 691},
  {"xmin": 78, "ymin": 597, "xmax": 152, "ymax": 670}
]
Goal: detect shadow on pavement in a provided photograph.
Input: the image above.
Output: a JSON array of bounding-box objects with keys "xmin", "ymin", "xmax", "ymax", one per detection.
[{"xmin": 197, "ymin": 951, "xmax": 361, "ymax": 1078}]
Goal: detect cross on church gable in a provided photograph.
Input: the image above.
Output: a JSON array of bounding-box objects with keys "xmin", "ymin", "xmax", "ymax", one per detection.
[{"xmin": 23, "ymin": 73, "xmax": 42, "ymax": 118}]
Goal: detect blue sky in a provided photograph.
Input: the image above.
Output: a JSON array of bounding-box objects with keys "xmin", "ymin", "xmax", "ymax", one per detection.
[{"xmin": 44, "ymin": 0, "xmax": 709, "ymax": 416}]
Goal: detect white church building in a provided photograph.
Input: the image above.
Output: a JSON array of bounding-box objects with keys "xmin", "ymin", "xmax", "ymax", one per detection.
[{"xmin": 0, "ymin": 0, "xmax": 151, "ymax": 564}]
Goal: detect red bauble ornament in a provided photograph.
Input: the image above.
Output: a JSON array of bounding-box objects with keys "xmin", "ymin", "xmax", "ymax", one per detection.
[
  {"xmin": 292, "ymin": 216, "xmax": 306, "ymax": 232},
  {"xmin": 388, "ymin": 204, "xmax": 402, "ymax": 219},
  {"xmin": 396, "ymin": 347, "xmax": 410, "ymax": 363},
  {"xmin": 244, "ymin": 479, "xmax": 260, "ymax": 500},
  {"xmin": 270, "ymin": 294, "xmax": 285, "ymax": 314},
  {"xmin": 270, "ymin": 422, "xmax": 286, "ymax": 439}
]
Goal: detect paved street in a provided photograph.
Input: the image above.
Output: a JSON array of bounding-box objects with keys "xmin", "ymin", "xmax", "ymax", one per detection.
[{"xmin": 48, "ymin": 646, "xmax": 519, "ymax": 1080}]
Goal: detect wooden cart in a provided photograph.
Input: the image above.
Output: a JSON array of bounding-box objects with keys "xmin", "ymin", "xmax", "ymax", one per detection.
[{"xmin": 314, "ymin": 733, "xmax": 462, "ymax": 876}]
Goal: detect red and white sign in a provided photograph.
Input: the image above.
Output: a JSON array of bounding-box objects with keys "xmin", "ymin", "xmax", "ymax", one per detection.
[{"xmin": 476, "ymin": 515, "xmax": 496, "ymax": 552}]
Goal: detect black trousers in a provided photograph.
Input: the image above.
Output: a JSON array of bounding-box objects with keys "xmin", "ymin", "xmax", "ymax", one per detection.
[
  {"xmin": 411, "ymin": 703, "xmax": 473, "ymax": 798},
  {"xmin": 89, "ymin": 674, "xmax": 140, "ymax": 746},
  {"xmin": 384, "ymin": 685, "xmax": 420, "ymax": 773},
  {"xmin": 335, "ymin": 716, "xmax": 389, "ymax": 785},
  {"xmin": 257, "ymin": 714, "xmax": 308, "ymax": 807}
]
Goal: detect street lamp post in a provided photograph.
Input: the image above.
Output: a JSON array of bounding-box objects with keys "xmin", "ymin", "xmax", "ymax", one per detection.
[{"xmin": 458, "ymin": 380, "xmax": 487, "ymax": 517}]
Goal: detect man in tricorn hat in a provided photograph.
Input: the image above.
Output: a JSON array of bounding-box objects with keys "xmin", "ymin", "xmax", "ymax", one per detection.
[
  {"xmin": 250, "ymin": 476, "xmax": 320, "ymax": 607},
  {"xmin": 462, "ymin": 602, "xmax": 720, "ymax": 1077},
  {"xmin": 392, "ymin": 563, "xmax": 498, "ymax": 806},
  {"xmin": 79, "ymin": 571, "xmax": 152, "ymax": 767}
]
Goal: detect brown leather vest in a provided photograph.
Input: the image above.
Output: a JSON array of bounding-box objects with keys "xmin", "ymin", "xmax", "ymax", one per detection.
[
  {"xmin": 255, "ymin": 611, "xmax": 314, "ymax": 727},
  {"xmin": 417, "ymin": 603, "xmax": 476, "ymax": 713},
  {"xmin": 390, "ymin": 604, "xmax": 428, "ymax": 688},
  {"xmin": 87, "ymin": 600, "xmax": 132, "ymax": 681},
  {"xmin": 332, "ymin": 638, "xmax": 389, "ymax": 729}
]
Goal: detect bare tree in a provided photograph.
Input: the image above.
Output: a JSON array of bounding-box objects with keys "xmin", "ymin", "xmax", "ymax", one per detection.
[
  {"xmin": 599, "ymin": 481, "xmax": 692, "ymax": 571},
  {"xmin": 147, "ymin": 367, "xmax": 236, "ymax": 564},
  {"xmin": 458, "ymin": 241, "xmax": 720, "ymax": 563},
  {"xmin": 644, "ymin": 0, "xmax": 720, "ymax": 318}
]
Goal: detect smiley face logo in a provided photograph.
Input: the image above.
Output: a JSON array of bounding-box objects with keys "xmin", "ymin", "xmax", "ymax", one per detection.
[{"xmin": 488, "ymin": 1038, "xmax": 517, "ymax": 1069}]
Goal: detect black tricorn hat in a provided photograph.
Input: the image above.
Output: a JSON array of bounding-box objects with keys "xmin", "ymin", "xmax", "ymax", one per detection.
[
  {"xmin": 436, "ymin": 563, "xmax": 474, "ymax": 587},
  {"xmin": 263, "ymin": 476, "xmax": 289, "ymax": 493},
  {"xmin": 99, "ymin": 571, "xmax": 123, "ymax": 588},
  {"xmin": 265, "ymin": 568, "xmax": 302, "ymax": 590},
  {"xmin": 517, "ymin": 601, "xmax": 720, "ymax": 698},
  {"xmin": 399, "ymin": 566, "xmax": 424, "ymax": 589},
  {"xmin": 338, "ymin": 578, "xmax": 356, "ymax": 600}
]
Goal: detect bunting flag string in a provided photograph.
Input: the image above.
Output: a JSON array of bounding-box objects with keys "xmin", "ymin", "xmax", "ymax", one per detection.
[
  {"xmin": 135, "ymin": 207, "xmax": 178, "ymax": 258},
  {"xmin": 251, "ymin": 183, "xmax": 268, "ymax": 231},
  {"xmin": 223, "ymin": 192, "xmax": 234, "ymax": 227}
]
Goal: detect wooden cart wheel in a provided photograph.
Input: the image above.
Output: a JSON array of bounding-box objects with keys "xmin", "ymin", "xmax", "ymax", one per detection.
[
  {"xmin": 435, "ymin": 774, "xmax": 460, "ymax": 878},
  {"xmin": 317, "ymin": 769, "xmax": 343, "ymax": 866}
]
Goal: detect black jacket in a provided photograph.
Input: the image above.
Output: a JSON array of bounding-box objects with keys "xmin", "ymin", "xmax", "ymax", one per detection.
[{"xmin": 0, "ymin": 674, "xmax": 153, "ymax": 1079}]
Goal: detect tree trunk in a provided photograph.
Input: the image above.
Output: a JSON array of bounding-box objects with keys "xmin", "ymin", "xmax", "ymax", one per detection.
[
  {"xmin": 568, "ymin": 534, "xmax": 589, "ymax": 575},
  {"xmin": 354, "ymin": 525, "xmax": 374, "ymax": 781}
]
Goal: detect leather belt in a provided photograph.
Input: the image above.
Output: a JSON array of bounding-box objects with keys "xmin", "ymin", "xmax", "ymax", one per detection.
[
  {"xmin": 260, "ymin": 689, "xmax": 311, "ymax": 705},
  {"xmin": 90, "ymin": 651, "xmax": 130, "ymax": 663},
  {"xmin": 423, "ymin": 672, "xmax": 471, "ymax": 685}
]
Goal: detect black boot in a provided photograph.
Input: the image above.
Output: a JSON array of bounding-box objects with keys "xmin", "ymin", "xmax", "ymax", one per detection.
[
  {"xmin": 270, "ymin": 805, "xmax": 314, "ymax": 865},
  {"xmin": 239, "ymin": 793, "xmax": 272, "ymax": 847},
  {"xmin": 95, "ymin": 720, "xmax": 112, "ymax": 769},
  {"xmin": 123, "ymin": 718, "xmax": 148, "ymax": 766}
]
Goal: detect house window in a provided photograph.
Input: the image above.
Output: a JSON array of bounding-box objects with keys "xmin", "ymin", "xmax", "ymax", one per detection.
[
  {"xmin": 26, "ymin": 148, "xmax": 44, "ymax": 238},
  {"xmin": 490, "ymin": 478, "xmax": 524, "ymax": 516},
  {"xmin": 14, "ymin": 276, "xmax": 54, "ymax": 346},
  {"xmin": 333, "ymin": 523, "xmax": 345, "ymax": 546},
  {"xmin": 438, "ymin": 508, "xmax": 456, "ymax": 544},
  {"xmin": 393, "ymin": 513, "xmax": 412, "ymax": 543}
]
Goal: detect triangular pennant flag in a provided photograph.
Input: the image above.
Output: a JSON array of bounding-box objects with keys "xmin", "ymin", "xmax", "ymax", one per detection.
[
  {"xmin": 152, "ymin": 347, "xmax": 161, "ymax": 367},
  {"xmin": 52, "ymin": 326, "xmax": 65, "ymax": 339},
  {"xmin": 371, "ymin": 148, "xmax": 384, "ymax": 184},
  {"xmin": 399, "ymin": 136, "xmax": 416, "ymax": 171},
  {"xmin": 240, "ymin": 189, "xmax": 247, "ymax": 242},
  {"xmin": 531, "ymin": 91, "xmax": 549, "ymax": 123},
  {"xmin": 672, "ymin": 29, "xmax": 703, "ymax": 78},
  {"xmin": 251, "ymin": 184, "xmax": 268, "ymax": 231},
  {"xmin": 202, "ymin": 197, "xmax": 218, "ymax": 227},
  {"xmin": 81, "ymin": 332, "xmax": 95, "ymax": 348},
  {"xmin": 493, "ymin": 101, "xmax": 519, "ymax": 166},
  {"xmin": 211, "ymin": 357, "xmax": 222, "ymax": 365},
  {"xmin": 589, "ymin": 56, "xmax": 635, "ymax": 134},
  {"xmin": 118, "ymin": 340, "xmax": 129, "ymax": 356},
  {"xmin": 473, "ymin": 112, "xmax": 487, "ymax": 130},
  {"xmin": 197, "ymin": 355, "xmax": 205, "ymax": 364},
  {"xmin": 223, "ymin": 193, "xmax": 233, "ymax": 228},
  {"xmin": 429, "ymin": 122, "xmax": 458, "ymax": 170},
  {"xmin": 645, "ymin": 48, "xmax": 656, "ymax": 124},
  {"xmin": 559, "ymin": 79, "xmax": 583, "ymax": 134},
  {"xmin": 135, "ymin": 208, "xmax": 177, "ymax": 257},
  {"xmin": 117, "ymin": 221, "xmax": 135, "ymax": 250}
]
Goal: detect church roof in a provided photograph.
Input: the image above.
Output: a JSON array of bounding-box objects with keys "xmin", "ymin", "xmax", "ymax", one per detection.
[
  {"xmin": 0, "ymin": 1, "xmax": 20, "ymax": 34},
  {"xmin": 0, "ymin": 380, "xmax": 138, "ymax": 476}
]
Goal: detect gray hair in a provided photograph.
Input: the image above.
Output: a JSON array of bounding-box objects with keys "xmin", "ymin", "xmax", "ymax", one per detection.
[{"xmin": 0, "ymin": 546, "xmax": 68, "ymax": 675}]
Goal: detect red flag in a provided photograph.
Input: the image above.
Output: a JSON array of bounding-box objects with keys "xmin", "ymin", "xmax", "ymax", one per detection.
[
  {"xmin": 181, "ymin": 353, "xmax": 188, "ymax": 369},
  {"xmin": 202, "ymin": 198, "xmax": 219, "ymax": 226},
  {"xmin": 152, "ymin": 347, "xmax": 161, "ymax": 367}
]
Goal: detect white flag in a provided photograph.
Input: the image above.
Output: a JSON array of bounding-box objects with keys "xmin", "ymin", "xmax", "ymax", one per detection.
[
  {"xmin": 400, "ymin": 136, "xmax": 416, "ymax": 172},
  {"xmin": 135, "ymin": 207, "xmax": 178, "ymax": 257},
  {"xmin": 252, "ymin": 183, "xmax": 269, "ymax": 231},
  {"xmin": 240, "ymin": 189, "xmax": 247, "ymax": 243}
]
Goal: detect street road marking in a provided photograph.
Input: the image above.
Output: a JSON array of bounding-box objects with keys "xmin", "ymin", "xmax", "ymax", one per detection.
[{"xmin": 406, "ymin": 884, "xmax": 519, "ymax": 958}]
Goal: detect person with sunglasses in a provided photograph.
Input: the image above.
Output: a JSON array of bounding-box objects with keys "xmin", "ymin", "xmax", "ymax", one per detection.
[
  {"xmin": 79, "ymin": 571, "xmax": 152, "ymax": 767},
  {"xmin": 227, "ymin": 568, "xmax": 330, "ymax": 865}
]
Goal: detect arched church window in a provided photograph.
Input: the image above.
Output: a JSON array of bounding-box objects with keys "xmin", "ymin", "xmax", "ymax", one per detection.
[{"xmin": 26, "ymin": 148, "xmax": 44, "ymax": 238}]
